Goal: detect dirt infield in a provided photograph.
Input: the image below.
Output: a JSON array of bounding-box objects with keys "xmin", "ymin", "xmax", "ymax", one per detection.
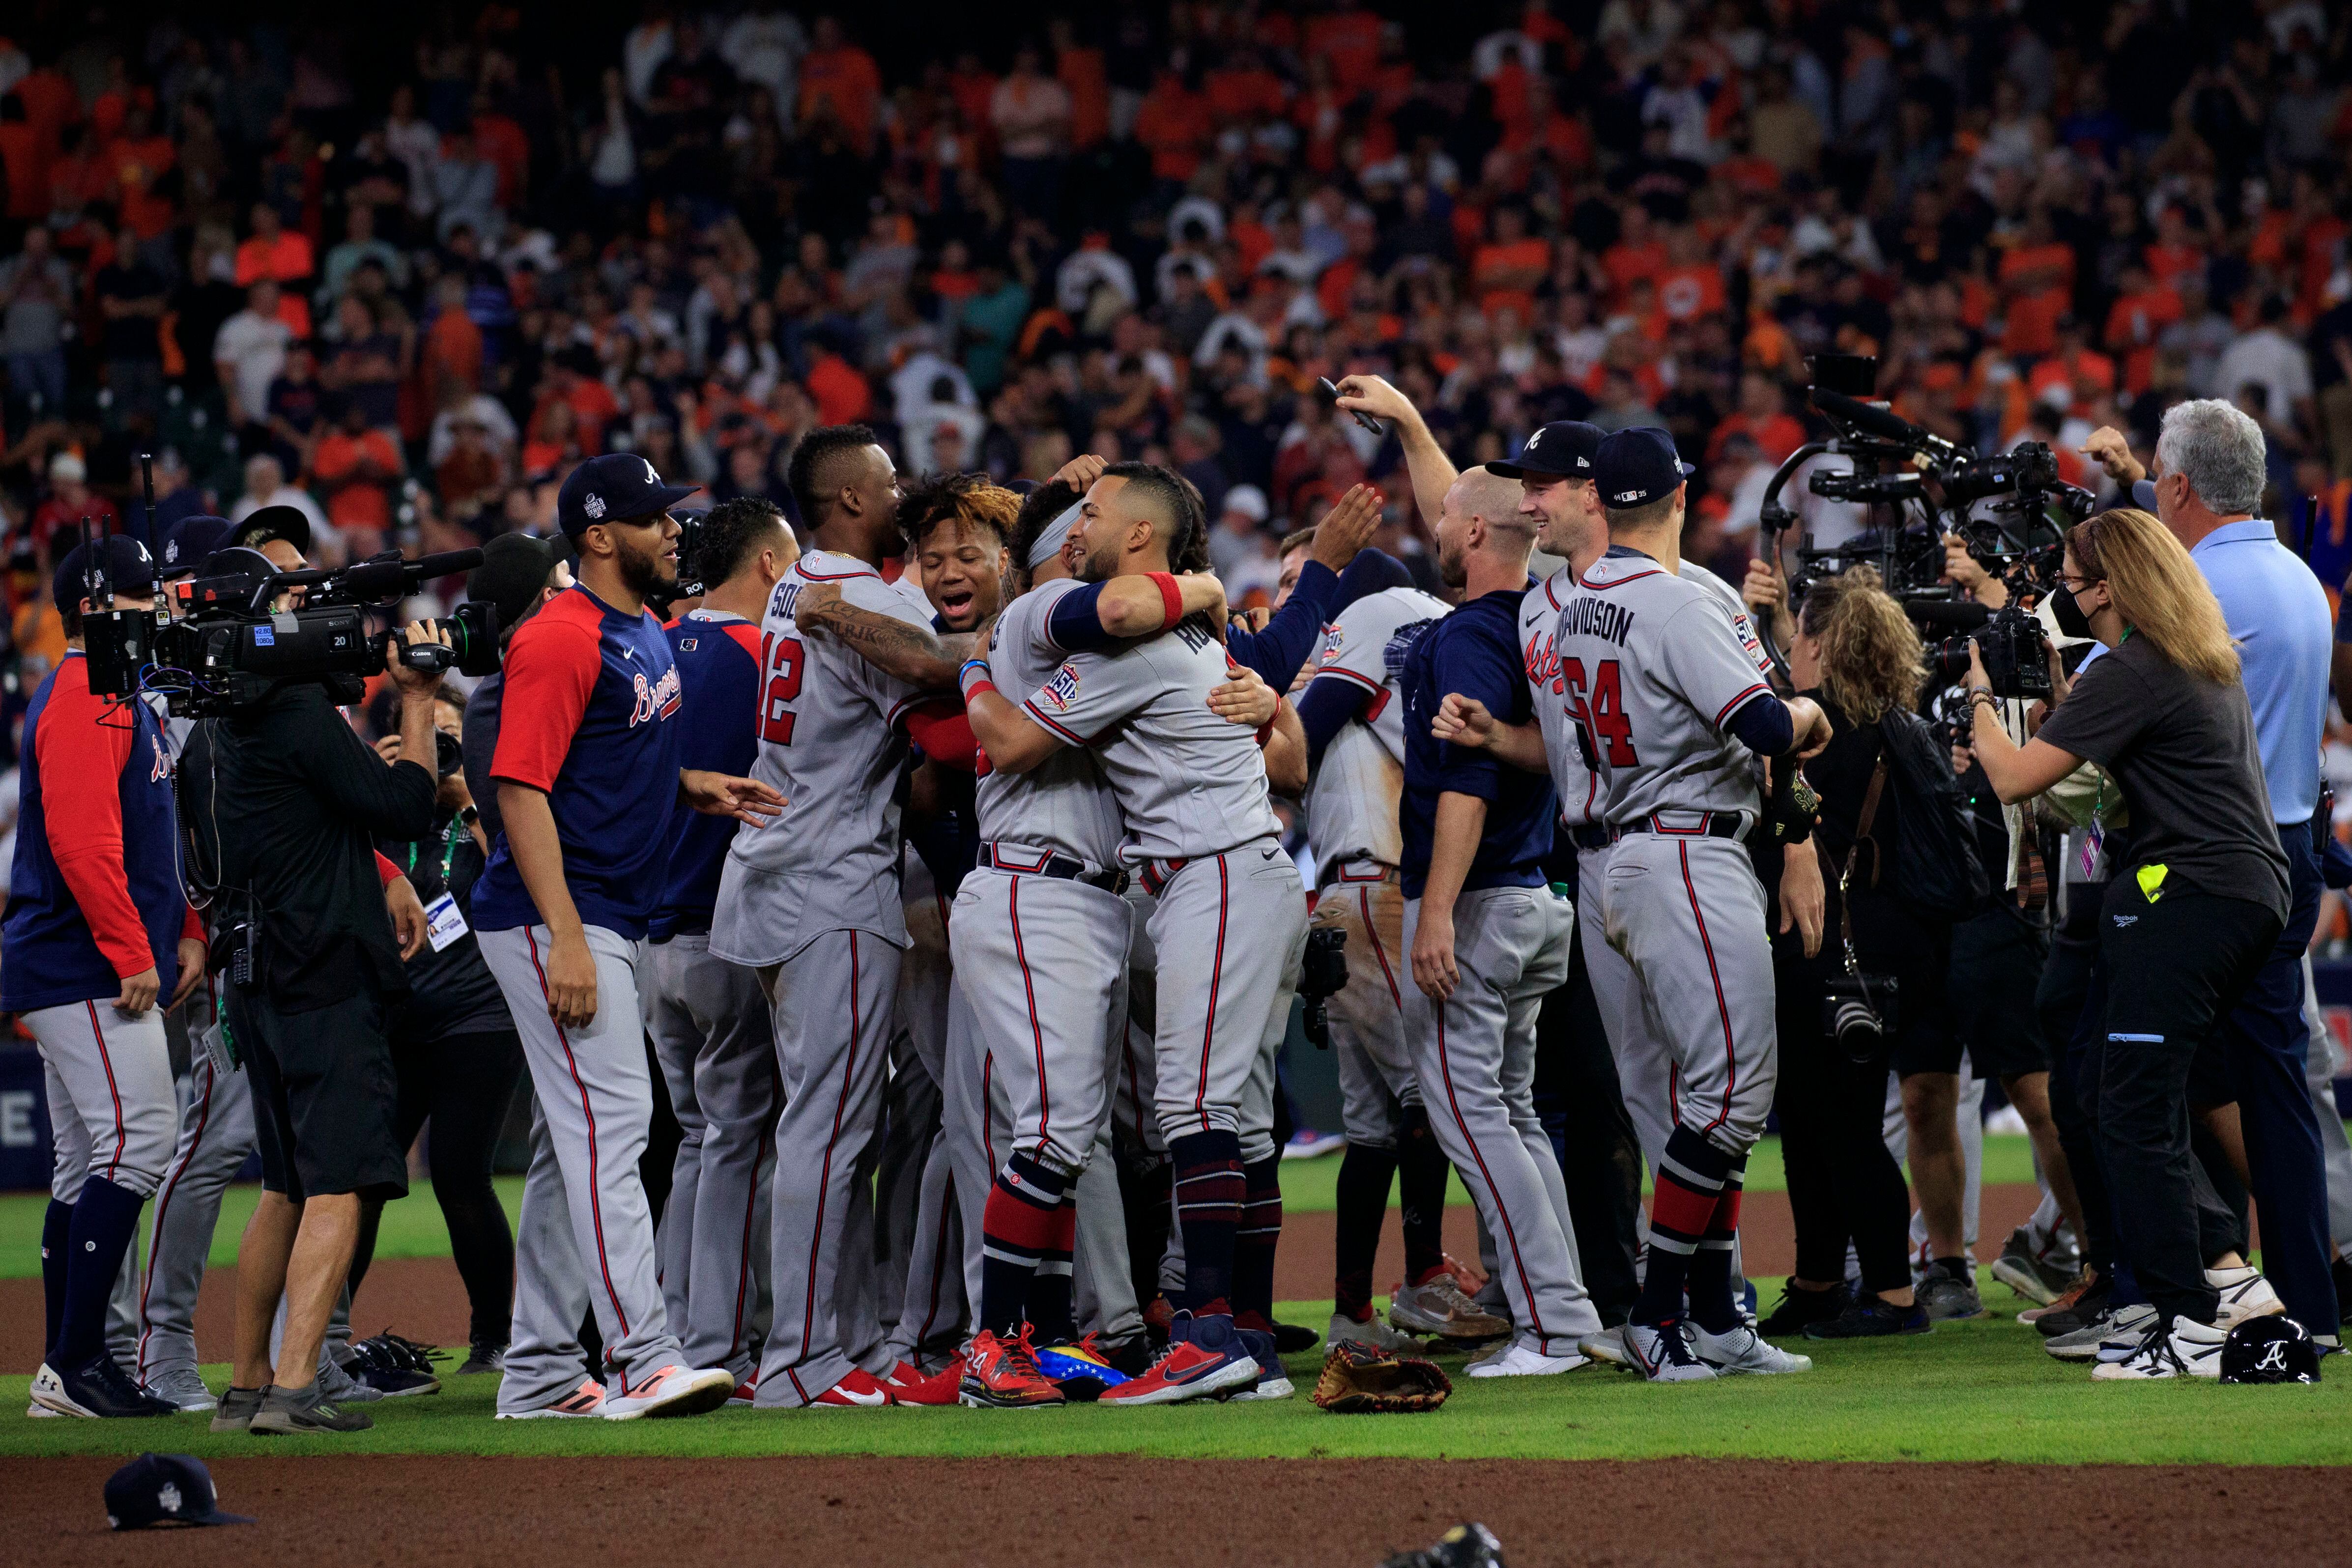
[
  {"xmin": 0, "ymin": 1184, "xmax": 2052, "ymax": 1372},
  {"xmin": 18, "ymin": 1454, "xmax": 2333, "ymax": 1566}
]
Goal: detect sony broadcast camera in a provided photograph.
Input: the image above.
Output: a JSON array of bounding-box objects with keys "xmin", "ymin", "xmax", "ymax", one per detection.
[
  {"xmin": 81, "ymin": 530, "xmax": 500, "ymax": 717},
  {"xmin": 1756, "ymin": 355, "xmax": 2093, "ymax": 700}
]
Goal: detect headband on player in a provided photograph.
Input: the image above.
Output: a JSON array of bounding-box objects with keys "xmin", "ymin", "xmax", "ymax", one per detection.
[{"xmin": 1028, "ymin": 503, "xmax": 1082, "ymax": 569}]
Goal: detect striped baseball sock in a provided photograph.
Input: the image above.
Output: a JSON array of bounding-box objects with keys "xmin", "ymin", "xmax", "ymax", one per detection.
[
  {"xmin": 1028, "ymin": 1198, "xmax": 1079, "ymax": 1346},
  {"xmin": 1233, "ymin": 1155, "xmax": 1283, "ymax": 1325},
  {"xmin": 978, "ymin": 1152, "xmax": 1069, "ymax": 1338},
  {"xmin": 1169, "ymin": 1130, "xmax": 1244, "ymax": 1317},
  {"xmin": 1686, "ymin": 1162, "xmax": 1747, "ymax": 1333},
  {"xmin": 1333, "ymin": 1142, "xmax": 1399, "ymax": 1322},
  {"xmin": 1633, "ymin": 1127, "xmax": 1732, "ymax": 1327}
]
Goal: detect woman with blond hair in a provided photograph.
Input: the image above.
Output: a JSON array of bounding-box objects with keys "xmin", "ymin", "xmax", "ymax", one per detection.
[
  {"xmin": 1971, "ymin": 509, "xmax": 2288, "ymax": 1380},
  {"xmin": 1758, "ymin": 568, "xmax": 1970, "ymax": 1342}
]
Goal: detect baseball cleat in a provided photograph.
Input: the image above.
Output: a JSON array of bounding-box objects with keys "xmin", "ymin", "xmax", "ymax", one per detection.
[
  {"xmin": 1579, "ymin": 1324, "xmax": 1635, "ymax": 1367},
  {"xmin": 808, "ymin": 1368, "xmax": 897, "ymax": 1407},
  {"xmin": 1757, "ymin": 1282, "xmax": 1850, "ymax": 1338},
  {"xmin": 1034, "ymin": 1335, "xmax": 1131, "ymax": 1402},
  {"xmin": 1270, "ymin": 1319, "xmax": 1322, "ymax": 1355},
  {"xmin": 455, "ymin": 1340, "xmax": 508, "ymax": 1376},
  {"xmin": 602, "ymin": 1364, "xmax": 735, "ymax": 1420},
  {"xmin": 1329, "ymin": 1311, "xmax": 1423, "ymax": 1354},
  {"xmin": 32, "ymin": 1354, "xmax": 175, "ymax": 1418},
  {"xmin": 1465, "ymin": 1342, "xmax": 1589, "ymax": 1378},
  {"xmin": 1098, "ymin": 1311, "xmax": 1260, "ymax": 1405},
  {"xmin": 2022, "ymin": 1270, "xmax": 2103, "ymax": 1326},
  {"xmin": 1389, "ymin": 1276, "xmax": 1512, "ymax": 1342},
  {"xmin": 2091, "ymin": 1316, "xmax": 2226, "ymax": 1380},
  {"xmin": 726, "ymin": 1376, "xmax": 758, "ymax": 1407},
  {"xmin": 495, "ymin": 1377, "xmax": 606, "ymax": 1420},
  {"xmin": 1689, "ymin": 1322, "xmax": 1811, "ymax": 1374},
  {"xmin": 1803, "ymin": 1293, "xmax": 1930, "ymax": 1339},
  {"xmin": 1224, "ymin": 1328, "xmax": 1295, "ymax": 1399},
  {"xmin": 1624, "ymin": 1320, "xmax": 1717, "ymax": 1383},
  {"xmin": 2207, "ymin": 1266, "xmax": 2285, "ymax": 1330},
  {"xmin": 143, "ymin": 1365, "xmax": 218, "ymax": 1412},
  {"xmin": 1916, "ymin": 1261, "xmax": 1987, "ymax": 1321},
  {"xmin": 349, "ymin": 1331, "xmax": 443, "ymax": 1397},
  {"xmin": 886, "ymin": 1359, "xmax": 960, "ymax": 1406},
  {"xmin": 959, "ymin": 1330, "xmax": 1064, "ymax": 1409},
  {"xmin": 1990, "ymin": 1227, "xmax": 2076, "ymax": 1306},
  {"xmin": 209, "ymin": 1385, "xmax": 266, "ymax": 1432}
]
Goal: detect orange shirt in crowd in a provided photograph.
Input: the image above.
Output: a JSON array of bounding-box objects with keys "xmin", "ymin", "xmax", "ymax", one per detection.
[
  {"xmin": 1601, "ymin": 237, "xmax": 1667, "ymax": 306},
  {"xmin": 14, "ymin": 68, "xmax": 77, "ymax": 158},
  {"xmin": 1057, "ymin": 45, "xmax": 1110, "ymax": 147},
  {"xmin": 1472, "ymin": 236, "xmax": 1549, "ymax": 319},
  {"xmin": 801, "ymin": 44, "xmax": 883, "ymax": 153},
  {"xmin": 472, "ymin": 111, "xmax": 531, "ymax": 208},
  {"xmin": 2027, "ymin": 346, "xmax": 2115, "ymax": 406},
  {"xmin": 0, "ymin": 122, "xmax": 46, "ymax": 220},
  {"xmin": 1998, "ymin": 242, "xmax": 2074, "ymax": 357},
  {"xmin": 1305, "ymin": 8, "xmax": 1382, "ymax": 95},
  {"xmin": 235, "ymin": 230, "xmax": 316, "ymax": 287},
  {"xmin": 423, "ymin": 307, "xmax": 486, "ymax": 399},
  {"xmin": 1205, "ymin": 64, "xmax": 1286, "ymax": 124},
  {"xmin": 2103, "ymin": 285, "xmax": 2182, "ymax": 395},
  {"xmin": 1134, "ymin": 76, "xmax": 1213, "ymax": 182},
  {"xmin": 102, "ymin": 133, "xmax": 177, "ymax": 239},
  {"xmin": 313, "ymin": 426, "xmax": 402, "ymax": 534},
  {"xmin": 1656, "ymin": 262, "xmax": 1726, "ymax": 322},
  {"xmin": 1706, "ymin": 410, "xmax": 1806, "ymax": 465},
  {"xmin": 2143, "ymin": 240, "xmax": 2203, "ymax": 292},
  {"xmin": 805, "ymin": 350, "xmax": 872, "ymax": 426}
]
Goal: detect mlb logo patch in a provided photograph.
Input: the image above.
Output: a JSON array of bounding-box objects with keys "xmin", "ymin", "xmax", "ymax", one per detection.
[{"xmin": 1040, "ymin": 664, "xmax": 1082, "ymax": 711}]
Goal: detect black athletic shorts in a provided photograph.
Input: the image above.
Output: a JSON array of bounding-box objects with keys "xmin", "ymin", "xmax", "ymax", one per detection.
[
  {"xmin": 228, "ymin": 980, "xmax": 408, "ymax": 1205},
  {"xmin": 1894, "ymin": 904, "xmax": 2052, "ymax": 1081}
]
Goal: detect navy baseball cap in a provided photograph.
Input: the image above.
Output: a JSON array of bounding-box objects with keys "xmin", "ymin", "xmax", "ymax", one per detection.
[
  {"xmin": 1489, "ymin": 420, "xmax": 1603, "ymax": 481},
  {"xmin": 104, "ymin": 1453, "xmax": 254, "ymax": 1530},
  {"xmin": 228, "ymin": 504, "xmax": 313, "ymax": 559},
  {"xmin": 160, "ymin": 515, "xmax": 235, "ymax": 577},
  {"xmin": 53, "ymin": 534, "xmax": 160, "ymax": 613},
  {"xmin": 557, "ymin": 453, "xmax": 698, "ymax": 537},
  {"xmin": 1594, "ymin": 427, "xmax": 1697, "ymax": 509}
]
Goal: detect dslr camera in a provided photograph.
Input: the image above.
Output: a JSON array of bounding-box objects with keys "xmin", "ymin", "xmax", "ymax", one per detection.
[{"xmin": 81, "ymin": 536, "xmax": 501, "ymax": 716}]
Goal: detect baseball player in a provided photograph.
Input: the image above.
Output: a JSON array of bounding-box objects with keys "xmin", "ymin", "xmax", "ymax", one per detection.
[
  {"xmin": 710, "ymin": 426, "xmax": 982, "ymax": 1408},
  {"xmin": 1290, "ymin": 520, "xmax": 1456, "ymax": 1351},
  {"xmin": 471, "ymin": 452, "xmax": 778, "ymax": 1421},
  {"xmin": 1528, "ymin": 427, "xmax": 1828, "ymax": 1380},
  {"xmin": 645, "ymin": 498, "xmax": 797, "ymax": 1392},
  {"xmin": 7, "ymin": 538, "xmax": 201, "ymax": 1419},
  {"xmin": 959, "ymin": 461, "xmax": 1304, "ymax": 1404}
]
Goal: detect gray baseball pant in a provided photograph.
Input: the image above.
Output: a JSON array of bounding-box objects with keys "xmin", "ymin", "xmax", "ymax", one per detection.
[
  {"xmin": 1402, "ymin": 886, "xmax": 1600, "ymax": 1358},
  {"xmin": 497, "ymin": 1094, "xmax": 595, "ymax": 1413},
  {"xmin": 138, "ymin": 990, "xmax": 257, "ymax": 1381},
  {"xmin": 644, "ymin": 932, "xmax": 777, "ymax": 1379},
  {"xmin": 480, "ymin": 922, "xmax": 688, "ymax": 1397},
  {"xmin": 751, "ymin": 927, "xmax": 902, "ymax": 1406},
  {"xmin": 1316, "ymin": 871, "xmax": 1421, "ymax": 1149}
]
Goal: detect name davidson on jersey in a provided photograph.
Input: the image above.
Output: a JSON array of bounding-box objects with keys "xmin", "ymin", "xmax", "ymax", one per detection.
[{"xmin": 1557, "ymin": 597, "xmax": 1635, "ymax": 647}]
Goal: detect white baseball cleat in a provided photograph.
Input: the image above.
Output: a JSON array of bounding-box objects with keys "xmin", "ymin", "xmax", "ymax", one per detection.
[
  {"xmin": 2206, "ymin": 1266, "xmax": 2285, "ymax": 1330},
  {"xmin": 1624, "ymin": 1321, "xmax": 1718, "ymax": 1383},
  {"xmin": 1465, "ymin": 1342, "xmax": 1590, "ymax": 1378},
  {"xmin": 1688, "ymin": 1322, "xmax": 1812, "ymax": 1374},
  {"xmin": 494, "ymin": 1377, "xmax": 606, "ymax": 1420},
  {"xmin": 2091, "ymin": 1316, "xmax": 2226, "ymax": 1380},
  {"xmin": 602, "ymin": 1365, "xmax": 735, "ymax": 1420},
  {"xmin": 1579, "ymin": 1324, "xmax": 1634, "ymax": 1367}
]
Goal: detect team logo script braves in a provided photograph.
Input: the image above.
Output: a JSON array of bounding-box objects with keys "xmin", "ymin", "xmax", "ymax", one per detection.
[
  {"xmin": 631, "ymin": 665, "xmax": 682, "ymax": 725},
  {"xmin": 1039, "ymin": 664, "xmax": 1082, "ymax": 711}
]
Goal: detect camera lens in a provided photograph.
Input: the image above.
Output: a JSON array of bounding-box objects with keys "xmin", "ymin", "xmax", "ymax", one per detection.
[{"xmin": 1832, "ymin": 996, "xmax": 1885, "ymax": 1062}]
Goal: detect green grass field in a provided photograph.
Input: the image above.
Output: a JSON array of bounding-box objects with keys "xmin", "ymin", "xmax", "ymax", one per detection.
[
  {"xmin": 5, "ymin": 1296, "xmax": 2346, "ymax": 1464},
  {"xmin": 0, "ymin": 1134, "xmax": 2052, "ymax": 1280}
]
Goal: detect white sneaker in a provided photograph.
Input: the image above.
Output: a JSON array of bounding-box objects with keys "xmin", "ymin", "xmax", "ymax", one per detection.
[
  {"xmin": 602, "ymin": 1364, "xmax": 735, "ymax": 1420},
  {"xmin": 2092, "ymin": 1303, "xmax": 2163, "ymax": 1363},
  {"xmin": 2207, "ymin": 1266, "xmax": 2285, "ymax": 1329},
  {"xmin": 1688, "ymin": 1322, "xmax": 1812, "ymax": 1374},
  {"xmin": 1465, "ymin": 1342, "xmax": 1590, "ymax": 1378},
  {"xmin": 1623, "ymin": 1322, "xmax": 1717, "ymax": 1383},
  {"xmin": 1227, "ymin": 1375, "xmax": 1296, "ymax": 1401},
  {"xmin": 1327, "ymin": 1311, "xmax": 1421, "ymax": 1353},
  {"xmin": 2091, "ymin": 1316, "xmax": 2226, "ymax": 1380}
]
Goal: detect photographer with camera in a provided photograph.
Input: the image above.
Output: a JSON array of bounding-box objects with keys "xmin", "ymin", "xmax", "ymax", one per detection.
[
  {"xmin": 1970, "ymin": 509, "xmax": 2289, "ymax": 1378},
  {"xmin": 188, "ymin": 581, "xmax": 455, "ymax": 1434},
  {"xmin": 1756, "ymin": 567, "xmax": 1970, "ymax": 1341}
]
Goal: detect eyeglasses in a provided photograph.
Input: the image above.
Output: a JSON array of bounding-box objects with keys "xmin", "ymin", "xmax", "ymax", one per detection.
[{"xmin": 2057, "ymin": 573, "xmax": 2102, "ymax": 591}]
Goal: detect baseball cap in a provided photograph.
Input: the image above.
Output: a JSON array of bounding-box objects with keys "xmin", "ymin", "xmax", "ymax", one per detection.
[
  {"xmin": 468, "ymin": 532, "xmax": 574, "ymax": 633},
  {"xmin": 1593, "ymin": 427, "xmax": 1697, "ymax": 510},
  {"xmin": 2219, "ymin": 1317, "xmax": 2322, "ymax": 1384},
  {"xmin": 229, "ymin": 504, "xmax": 313, "ymax": 559},
  {"xmin": 1488, "ymin": 420, "xmax": 1603, "ymax": 481},
  {"xmin": 104, "ymin": 1453, "xmax": 253, "ymax": 1530},
  {"xmin": 160, "ymin": 515, "xmax": 235, "ymax": 577},
  {"xmin": 557, "ymin": 453, "xmax": 697, "ymax": 537},
  {"xmin": 53, "ymin": 534, "xmax": 160, "ymax": 613},
  {"xmin": 1221, "ymin": 483, "xmax": 1269, "ymax": 523}
]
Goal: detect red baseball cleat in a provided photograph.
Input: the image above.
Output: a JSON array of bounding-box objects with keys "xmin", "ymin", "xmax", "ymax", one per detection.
[
  {"xmin": 886, "ymin": 1359, "xmax": 959, "ymax": 1406},
  {"xmin": 958, "ymin": 1328, "xmax": 1065, "ymax": 1409},
  {"xmin": 809, "ymin": 1368, "xmax": 896, "ymax": 1407},
  {"xmin": 1098, "ymin": 1311, "xmax": 1260, "ymax": 1406}
]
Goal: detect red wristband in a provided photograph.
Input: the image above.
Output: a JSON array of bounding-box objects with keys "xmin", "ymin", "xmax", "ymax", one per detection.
[
  {"xmin": 1255, "ymin": 717, "xmax": 1276, "ymax": 747},
  {"xmin": 963, "ymin": 679, "xmax": 998, "ymax": 705},
  {"xmin": 1149, "ymin": 572, "xmax": 1183, "ymax": 630}
]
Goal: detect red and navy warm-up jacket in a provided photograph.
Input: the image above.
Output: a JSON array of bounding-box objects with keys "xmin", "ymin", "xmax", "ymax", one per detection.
[
  {"xmin": 650, "ymin": 609, "xmax": 761, "ymax": 940},
  {"xmin": 469, "ymin": 583, "xmax": 684, "ymax": 941},
  {"xmin": 2, "ymin": 651, "xmax": 200, "ymax": 1012}
]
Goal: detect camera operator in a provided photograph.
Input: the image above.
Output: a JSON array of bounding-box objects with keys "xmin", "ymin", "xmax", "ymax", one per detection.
[
  {"xmin": 343, "ymin": 686, "xmax": 521, "ymax": 1378},
  {"xmin": 6, "ymin": 537, "xmax": 203, "ymax": 1419},
  {"xmin": 2080, "ymin": 404, "xmax": 2340, "ymax": 1341},
  {"xmin": 1970, "ymin": 509, "xmax": 2288, "ymax": 1378},
  {"xmin": 186, "ymin": 575, "xmax": 455, "ymax": 1434},
  {"xmin": 1757, "ymin": 567, "xmax": 1956, "ymax": 1341}
]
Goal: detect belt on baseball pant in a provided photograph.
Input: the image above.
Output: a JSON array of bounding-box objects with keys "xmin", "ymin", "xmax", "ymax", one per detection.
[
  {"xmin": 1319, "ymin": 857, "xmax": 1397, "ymax": 889},
  {"xmin": 1574, "ymin": 810, "xmax": 1749, "ymax": 850},
  {"xmin": 979, "ymin": 841, "xmax": 1130, "ymax": 895}
]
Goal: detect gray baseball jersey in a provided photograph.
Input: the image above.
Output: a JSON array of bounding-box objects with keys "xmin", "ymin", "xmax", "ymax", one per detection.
[
  {"xmin": 1550, "ymin": 549, "xmax": 1775, "ymax": 827},
  {"xmin": 976, "ymin": 578, "xmax": 1124, "ymax": 866},
  {"xmin": 713, "ymin": 551, "xmax": 935, "ymax": 966},
  {"xmin": 1526, "ymin": 560, "xmax": 1771, "ymax": 829},
  {"xmin": 1304, "ymin": 586, "xmax": 1450, "ymax": 882},
  {"xmin": 1019, "ymin": 615, "xmax": 1282, "ymax": 864}
]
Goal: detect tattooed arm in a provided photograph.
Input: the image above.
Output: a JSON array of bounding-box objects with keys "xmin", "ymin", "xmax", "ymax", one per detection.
[{"xmin": 794, "ymin": 584, "xmax": 975, "ymax": 690}]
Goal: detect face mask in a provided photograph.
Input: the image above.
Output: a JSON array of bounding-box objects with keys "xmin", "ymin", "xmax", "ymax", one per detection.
[{"xmin": 2050, "ymin": 580, "xmax": 2096, "ymax": 640}]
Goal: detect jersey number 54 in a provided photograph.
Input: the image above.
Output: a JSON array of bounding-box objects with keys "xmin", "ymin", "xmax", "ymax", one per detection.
[
  {"xmin": 1561, "ymin": 657, "xmax": 1637, "ymax": 767},
  {"xmin": 760, "ymin": 632, "xmax": 804, "ymax": 745}
]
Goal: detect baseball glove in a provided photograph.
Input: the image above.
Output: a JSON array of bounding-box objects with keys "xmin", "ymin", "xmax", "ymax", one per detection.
[{"xmin": 1311, "ymin": 1339, "xmax": 1453, "ymax": 1414}]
